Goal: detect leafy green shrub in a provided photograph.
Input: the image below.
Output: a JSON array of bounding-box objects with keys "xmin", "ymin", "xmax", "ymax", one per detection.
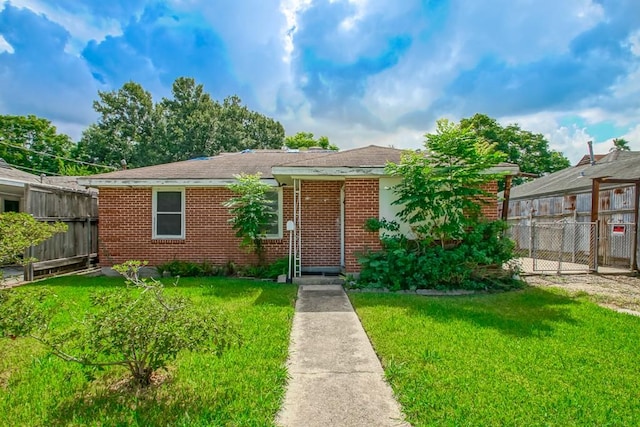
[
  {"xmin": 224, "ymin": 173, "xmax": 276, "ymax": 264},
  {"xmin": 0, "ymin": 260, "xmax": 238, "ymax": 388},
  {"xmin": 267, "ymin": 257, "xmax": 289, "ymax": 279},
  {"xmin": 156, "ymin": 260, "xmax": 219, "ymax": 277},
  {"xmin": 358, "ymin": 221, "xmax": 521, "ymax": 291},
  {"xmin": 237, "ymin": 257, "xmax": 288, "ymax": 280},
  {"xmin": 0, "ymin": 287, "xmax": 56, "ymax": 338},
  {"xmin": 357, "ymin": 119, "xmax": 522, "ymax": 292},
  {"xmin": 221, "ymin": 260, "xmax": 238, "ymax": 277},
  {"xmin": 0, "ymin": 212, "xmax": 67, "ymax": 283}
]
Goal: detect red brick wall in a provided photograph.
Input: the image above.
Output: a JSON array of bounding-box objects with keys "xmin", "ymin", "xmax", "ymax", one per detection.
[
  {"xmin": 97, "ymin": 179, "xmax": 499, "ymax": 272},
  {"xmin": 98, "ymin": 187, "xmax": 291, "ymax": 267},
  {"xmin": 300, "ymin": 180, "xmax": 342, "ymax": 268},
  {"xmin": 479, "ymin": 181, "xmax": 499, "ymax": 220},
  {"xmin": 344, "ymin": 179, "xmax": 381, "ymax": 273}
]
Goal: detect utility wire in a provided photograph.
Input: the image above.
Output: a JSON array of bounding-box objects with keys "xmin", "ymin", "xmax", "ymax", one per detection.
[
  {"xmin": 3, "ymin": 161, "xmax": 62, "ymax": 176},
  {"xmin": 0, "ymin": 139, "xmax": 117, "ymax": 170}
]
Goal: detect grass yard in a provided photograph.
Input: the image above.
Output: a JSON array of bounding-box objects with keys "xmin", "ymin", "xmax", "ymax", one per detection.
[
  {"xmin": 0, "ymin": 275, "xmax": 297, "ymax": 426},
  {"xmin": 350, "ymin": 287, "xmax": 640, "ymax": 426}
]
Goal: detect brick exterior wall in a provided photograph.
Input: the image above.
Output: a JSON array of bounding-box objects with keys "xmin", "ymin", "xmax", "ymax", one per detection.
[
  {"xmin": 479, "ymin": 181, "xmax": 499, "ymax": 220},
  {"xmin": 344, "ymin": 178, "xmax": 382, "ymax": 273},
  {"xmin": 98, "ymin": 187, "xmax": 291, "ymax": 267},
  {"xmin": 299, "ymin": 180, "xmax": 342, "ymax": 268},
  {"xmin": 97, "ymin": 179, "xmax": 500, "ymax": 273}
]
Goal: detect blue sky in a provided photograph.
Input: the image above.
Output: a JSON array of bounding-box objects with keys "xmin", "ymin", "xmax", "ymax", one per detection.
[{"xmin": 0, "ymin": 0, "xmax": 639, "ymax": 163}]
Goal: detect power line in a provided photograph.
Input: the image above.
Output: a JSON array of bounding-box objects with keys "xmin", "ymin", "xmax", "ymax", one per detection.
[
  {"xmin": 3, "ymin": 161, "xmax": 62, "ymax": 176},
  {"xmin": 0, "ymin": 139, "xmax": 117, "ymax": 170}
]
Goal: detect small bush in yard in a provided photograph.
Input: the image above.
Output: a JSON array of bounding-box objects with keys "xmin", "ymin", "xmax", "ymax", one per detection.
[
  {"xmin": 156, "ymin": 259, "xmax": 219, "ymax": 277},
  {"xmin": 0, "ymin": 212, "xmax": 67, "ymax": 283},
  {"xmin": 0, "ymin": 260, "xmax": 238, "ymax": 388},
  {"xmin": 224, "ymin": 173, "xmax": 276, "ymax": 265}
]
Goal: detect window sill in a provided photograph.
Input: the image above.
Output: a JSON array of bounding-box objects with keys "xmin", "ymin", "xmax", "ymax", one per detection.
[{"xmin": 151, "ymin": 238, "xmax": 186, "ymax": 244}]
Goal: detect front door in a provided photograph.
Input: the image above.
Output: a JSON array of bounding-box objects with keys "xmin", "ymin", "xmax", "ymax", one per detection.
[{"xmin": 300, "ymin": 180, "xmax": 342, "ymax": 273}]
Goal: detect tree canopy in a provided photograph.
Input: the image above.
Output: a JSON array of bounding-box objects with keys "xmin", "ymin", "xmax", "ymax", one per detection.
[
  {"xmin": 459, "ymin": 114, "xmax": 570, "ymax": 187},
  {"xmin": 610, "ymin": 138, "xmax": 630, "ymax": 152},
  {"xmin": 386, "ymin": 119, "xmax": 506, "ymax": 245},
  {"xmin": 284, "ymin": 132, "xmax": 338, "ymax": 150},
  {"xmin": 77, "ymin": 77, "xmax": 285, "ymax": 168},
  {"xmin": 0, "ymin": 115, "xmax": 76, "ymax": 175}
]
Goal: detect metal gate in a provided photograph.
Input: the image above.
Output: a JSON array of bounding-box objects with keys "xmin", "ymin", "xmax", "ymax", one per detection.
[
  {"xmin": 532, "ymin": 222, "xmax": 597, "ymax": 272},
  {"xmin": 599, "ymin": 222, "xmax": 636, "ymax": 269},
  {"xmin": 507, "ymin": 222, "xmax": 597, "ymax": 273},
  {"xmin": 507, "ymin": 221, "xmax": 636, "ymax": 273}
]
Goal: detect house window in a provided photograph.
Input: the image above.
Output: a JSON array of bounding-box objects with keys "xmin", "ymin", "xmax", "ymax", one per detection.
[
  {"xmin": 3, "ymin": 199, "xmax": 20, "ymax": 212},
  {"xmin": 264, "ymin": 189, "xmax": 282, "ymax": 239},
  {"xmin": 153, "ymin": 189, "xmax": 185, "ymax": 239}
]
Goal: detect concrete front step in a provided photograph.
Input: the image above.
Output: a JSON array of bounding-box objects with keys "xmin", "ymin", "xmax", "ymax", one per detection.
[{"xmin": 292, "ymin": 275, "xmax": 344, "ymax": 286}]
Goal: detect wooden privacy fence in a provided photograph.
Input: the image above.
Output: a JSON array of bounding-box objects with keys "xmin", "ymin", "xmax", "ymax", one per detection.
[{"xmin": 24, "ymin": 183, "xmax": 98, "ymax": 280}]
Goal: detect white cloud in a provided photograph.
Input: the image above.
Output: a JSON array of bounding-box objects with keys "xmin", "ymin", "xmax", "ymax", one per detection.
[
  {"xmin": 280, "ymin": 0, "xmax": 313, "ymax": 62},
  {"xmin": 621, "ymin": 123, "xmax": 640, "ymax": 147},
  {"xmin": 499, "ymin": 111, "xmax": 594, "ymax": 163},
  {"xmin": 0, "ymin": 0, "xmax": 637, "ymax": 160},
  {"xmin": 627, "ymin": 30, "xmax": 640, "ymax": 56},
  {"xmin": 0, "ymin": 34, "xmax": 14, "ymax": 53},
  {"xmin": 4, "ymin": 0, "xmax": 123, "ymax": 54}
]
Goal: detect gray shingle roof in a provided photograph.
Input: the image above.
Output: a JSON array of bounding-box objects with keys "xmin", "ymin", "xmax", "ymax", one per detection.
[
  {"xmin": 0, "ymin": 158, "xmax": 42, "ymax": 184},
  {"xmin": 278, "ymin": 145, "xmax": 403, "ymax": 167},
  {"xmin": 509, "ymin": 151, "xmax": 640, "ymax": 200},
  {"xmin": 82, "ymin": 145, "xmax": 405, "ymax": 181}
]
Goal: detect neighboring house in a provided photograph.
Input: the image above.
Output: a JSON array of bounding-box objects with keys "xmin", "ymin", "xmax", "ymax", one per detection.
[
  {"xmin": 79, "ymin": 145, "xmax": 517, "ymax": 275},
  {"xmin": 0, "ymin": 158, "xmax": 43, "ymax": 212},
  {"xmin": 503, "ymin": 150, "xmax": 640, "ymax": 269},
  {"xmin": 0, "ymin": 158, "xmax": 94, "ymax": 213},
  {"xmin": 0, "ymin": 158, "xmax": 98, "ymax": 278}
]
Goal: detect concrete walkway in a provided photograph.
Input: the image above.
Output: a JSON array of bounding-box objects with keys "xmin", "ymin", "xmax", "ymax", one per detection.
[{"xmin": 277, "ymin": 285, "xmax": 410, "ymax": 427}]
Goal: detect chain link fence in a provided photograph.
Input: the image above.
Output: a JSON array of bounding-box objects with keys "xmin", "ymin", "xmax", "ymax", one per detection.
[
  {"xmin": 507, "ymin": 222, "xmax": 598, "ymax": 273},
  {"xmin": 600, "ymin": 222, "xmax": 636, "ymax": 269}
]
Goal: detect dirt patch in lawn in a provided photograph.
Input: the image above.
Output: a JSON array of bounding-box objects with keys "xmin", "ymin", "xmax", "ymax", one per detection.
[{"xmin": 525, "ymin": 274, "xmax": 640, "ymax": 316}]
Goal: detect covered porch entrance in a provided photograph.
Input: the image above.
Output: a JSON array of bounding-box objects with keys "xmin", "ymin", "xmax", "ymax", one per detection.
[{"xmin": 290, "ymin": 178, "xmax": 344, "ymax": 277}]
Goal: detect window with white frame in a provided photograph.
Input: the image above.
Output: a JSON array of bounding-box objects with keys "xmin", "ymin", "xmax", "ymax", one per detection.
[
  {"xmin": 263, "ymin": 189, "xmax": 282, "ymax": 239},
  {"xmin": 153, "ymin": 188, "xmax": 185, "ymax": 239}
]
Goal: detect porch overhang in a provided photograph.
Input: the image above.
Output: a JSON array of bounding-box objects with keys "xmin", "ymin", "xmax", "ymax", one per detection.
[
  {"xmin": 0, "ymin": 179, "xmax": 27, "ymax": 201},
  {"xmin": 487, "ymin": 164, "xmax": 520, "ymax": 175},
  {"xmin": 272, "ymin": 166, "xmax": 387, "ymax": 185}
]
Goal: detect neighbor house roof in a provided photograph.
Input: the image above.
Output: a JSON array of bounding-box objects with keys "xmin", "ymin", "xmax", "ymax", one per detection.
[
  {"xmin": 509, "ymin": 151, "xmax": 640, "ymax": 200},
  {"xmin": 0, "ymin": 158, "xmax": 93, "ymax": 193},
  {"xmin": 575, "ymin": 154, "xmax": 606, "ymax": 166},
  {"xmin": 0, "ymin": 158, "xmax": 42, "ymax": 186}
]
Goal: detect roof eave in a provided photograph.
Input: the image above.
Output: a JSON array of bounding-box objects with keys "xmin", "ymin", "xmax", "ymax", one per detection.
[
  {"xmin": 77, "ymin": 178, "xmax": 280, "ymax": 188},
  {"xmin": 0, "ymin": 178, "xmax": 27, "ymax": 188}
]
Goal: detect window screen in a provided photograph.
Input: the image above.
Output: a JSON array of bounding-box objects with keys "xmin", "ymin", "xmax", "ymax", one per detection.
[
  {"xmin": 155, "ymin": 191, "xmax": 183, "ymax": 238},
  {"xmin": 263, "ymin": 191, "xmax": 280, "ymax": 237}
]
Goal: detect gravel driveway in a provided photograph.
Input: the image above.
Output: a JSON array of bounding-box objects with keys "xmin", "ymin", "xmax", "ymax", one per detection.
[{"xmin": 525, "ymin": 274, "xmax": 640, "ymax": 316}]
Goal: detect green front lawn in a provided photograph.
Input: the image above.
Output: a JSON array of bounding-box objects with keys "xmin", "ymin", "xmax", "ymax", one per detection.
[
  {"xmin": 0, "ymin": 276, "xmax": 297, "ymax": 426},
  {"xmin": 350, "ymin": 287, "xmax": 640, "ymax": 426}
]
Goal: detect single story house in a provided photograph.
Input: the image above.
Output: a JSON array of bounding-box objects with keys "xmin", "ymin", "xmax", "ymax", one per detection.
[{"xmin": 79, "ymin": 145, "xmax": 517, "ymax": 275}]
